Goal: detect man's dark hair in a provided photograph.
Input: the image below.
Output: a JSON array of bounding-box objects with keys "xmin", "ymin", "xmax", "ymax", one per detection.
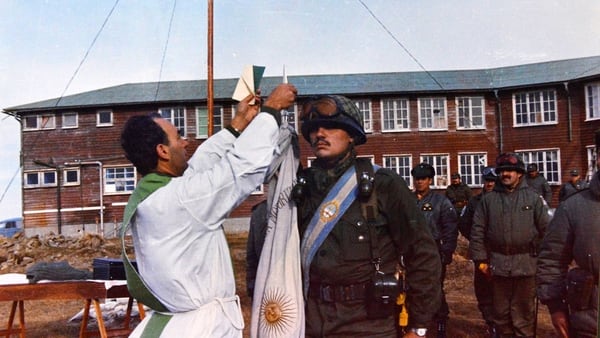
[{"xmin": 120, "ymin": 113, "xmax": 168, "ymax": 176}]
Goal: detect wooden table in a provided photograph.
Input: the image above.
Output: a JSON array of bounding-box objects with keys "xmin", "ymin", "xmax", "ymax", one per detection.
[{"xmin": 0, "ymin": 280, "xmax": 145, "ymax": 338}]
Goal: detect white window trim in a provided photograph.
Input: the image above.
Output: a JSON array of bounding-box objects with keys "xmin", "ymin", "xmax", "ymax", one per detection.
[
  {"xmin": 195, "ymin": 106, "xmax": 223, "ymax": 139},
  {"xmin": 516, "ymin": 148, "xmax": 561, "ymax": 185},
  {"xmin": 512, "ymin": 90, "xmax": 558, "ymax": 127},
  {"xmin": 62, "ymin": 112, "xmax": 79, "ymax": 129},
  {"xmin": 63, "ymin": 167, "xmax": 80, "ymax": 186},
  {"xmin": 159, "ymin": 107, "xmax": 186, "ymax": 137},
  {"xmin": 104, "ymin": 165, "xmax": 137, "ymax": 195},
  {"xmin": 23, "ymin": 114, "xmax": 56, "ymax": 131},
  {"xmin": 355, "ymin": 99, "xmax": 373, "ymax": 133},
  {"xmin": 24, "ymin": 170, "xmax": 57, "ymax": 188},
  {"xmin": 382, "ymin": 154, "xmax": 413, "ymax": 188},
  {"xmin": 380, "ymin": 98, "xmax": 410, "ymax": 132},
  {"xmin": 420, "ymin": 153, "xmax": 450, "ymax": 189},
  {"xmin": 96, "ymin": 110, "xmax": 113, "ymax": 127},
  {"xmin": 456, "ymin": 96, "xmax": 486, "ymax": 130},
  {"xmin": 457, "ymin": 152, "xmax": 488, "ymax": 187},
  {"xmin": 585, "ymin": 82, "xmax": 600, "ymax": 121},
  {"xmin": 418, "ymin": 97, "xmax": 448, "ymax": 131}
]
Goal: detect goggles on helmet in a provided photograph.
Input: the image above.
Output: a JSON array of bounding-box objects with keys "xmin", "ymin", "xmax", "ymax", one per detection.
[
  {"xmin": 496, "ymin": 153, "xmax": 520, "ymax": 165},
  {"xmin": 482, "ymin": 167, "xmax": 497, "ymax": 177},
  {"xmin": 301, "ymin": 97, "xmax": 345, "ymax": 121}
]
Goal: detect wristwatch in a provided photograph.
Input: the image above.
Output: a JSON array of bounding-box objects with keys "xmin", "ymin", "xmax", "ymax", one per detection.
[{"xmin": 410, "ymin": 328, "xmax": 427, "ymax": 336}]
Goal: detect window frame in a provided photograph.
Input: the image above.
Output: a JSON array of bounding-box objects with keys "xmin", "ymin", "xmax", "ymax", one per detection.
[
  {"xmin": 516, "ymin": 148, "xmax": 561, "ymax": 185},
  {"xmin": 458, "ymin": 152, "xmax": 488, "ymax": 186},
  {"xmin": 159, "ymin": 107, "xmax": 186, "ymax": 137},
  {"xmin": 62, "ymin": 112, "xmax": 79, "ymax": 129},
  {"xmin": 23, "ymin": 170, "xmax": 57, "ymax": 188},
  {"xmin": 381, "ymin": 98, "xmax": 410, "ymax": 132},
  {"xmin": 418, "ymin": 97, "xmax": 448, "ymax": 131},
  {"xmin": 63, "ymin": 168, "xmax": 80, "ymax": 186},
  {"xmin": 513, "ymin": 89, "xmax": 557, "ymax": 127},
  {"xmin": 104, "ymin": 166, "xmax": 137, "ymax": 195},
  {"xmin": 456, "ymin": 96, "xmax": 485, "ymax": 130},
  {"xmin": 196, "ymin": 106, "xmax": 223, "ymax": 139},
  {"xmin": 586, "ymin": 145, "xmax": 597, "ymax": 182},
  {"xmin": 96, "ymin": 110, "xmax": 113, "ymax": 127},
  {"xmin": 354, "ymin": 99, "xmax": 373, "ymax": 133},
  {"xmin": 382, "ymin": 154, "xmax": 413, "ymax": 188},
  {"xmin": 585, "ymin": 82, "xmax": 600, "ymax": 121},
  {"xmin": 23, "ymin": 114, "xmax": 56, "ymax": 131}
]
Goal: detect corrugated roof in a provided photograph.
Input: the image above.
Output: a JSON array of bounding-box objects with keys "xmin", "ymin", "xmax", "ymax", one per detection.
[{"xmin": 5, "ymin": 55, "xmax": 600, "ymax": 113}]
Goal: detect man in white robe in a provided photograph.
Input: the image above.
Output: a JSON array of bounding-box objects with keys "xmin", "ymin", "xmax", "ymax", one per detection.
[{"xmin": 120, "ymin": 83, "xmax": 297, "ymax": 337}]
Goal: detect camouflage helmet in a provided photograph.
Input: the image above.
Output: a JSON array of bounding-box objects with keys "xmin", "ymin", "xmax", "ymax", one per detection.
[
  {"xmin": 495, "ymin": 153, "xmax": 526, "ymax": 173},
  {"xmin": 300, "ymin": 95, "xmax": 367, "ymax": 145}
]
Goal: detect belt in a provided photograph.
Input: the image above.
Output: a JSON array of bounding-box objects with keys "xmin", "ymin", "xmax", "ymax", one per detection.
[
  {"xmin": 489, "ymin": 243, "xmax": 530, "ymax": 255},
  {"xmin": 308, "ymin": 282, "xmax": 368, "ymax": 303}
]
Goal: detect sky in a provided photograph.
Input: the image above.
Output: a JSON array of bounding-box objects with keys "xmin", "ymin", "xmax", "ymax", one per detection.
[{"xmin": 1, "ymin": 0, "xmax": 599, "ymax": 221}]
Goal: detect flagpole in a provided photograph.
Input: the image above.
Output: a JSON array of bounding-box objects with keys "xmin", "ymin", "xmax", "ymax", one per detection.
[{"xmin": 207, "ymin": 0, "xmax": 214, "ymax": 136}]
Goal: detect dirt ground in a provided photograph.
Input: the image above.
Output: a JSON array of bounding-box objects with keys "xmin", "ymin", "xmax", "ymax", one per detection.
[{"xmin": 0, "ymin": 232, "xmax": 558, "ymax": 337}]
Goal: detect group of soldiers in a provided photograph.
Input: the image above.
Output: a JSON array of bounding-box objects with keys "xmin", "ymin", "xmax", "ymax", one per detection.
[{"xmin": 243, "ymin": 91, "xmax": 599, "ymax": 338}]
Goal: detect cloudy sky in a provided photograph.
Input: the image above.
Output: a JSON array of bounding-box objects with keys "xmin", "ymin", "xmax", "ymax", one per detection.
[{"xmin": 1, "ymin": 0, "xmax": 599, "ymax": 220}]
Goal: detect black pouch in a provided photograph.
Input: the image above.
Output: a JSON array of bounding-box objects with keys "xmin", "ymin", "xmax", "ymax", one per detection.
[
  {"xmin": 566, "ymin": 267, "xmax": 595, "ymax": 311},
  {"xmin": 365, "ymin": 272, "xmax": 399, "ymax": 319}
]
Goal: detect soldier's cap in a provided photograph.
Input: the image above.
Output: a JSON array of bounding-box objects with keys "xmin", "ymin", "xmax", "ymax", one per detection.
[
  {"xmin": 482, "ymin": 166, "xmax": 498, "ymax": 181},
  {"xmin": 526, "ymin": 163, "xmax": 538, "ymax": 172},
  {"xmin": 570, "ymin": 169, "xmax": 579, "ymax": 176},
  {"xmin": 411, "ymin": 163, "xmax": 435, "ymax": 179},
  {"xmin": 451, "ymin": 173, "xmax": 460, "ymax": 179}
]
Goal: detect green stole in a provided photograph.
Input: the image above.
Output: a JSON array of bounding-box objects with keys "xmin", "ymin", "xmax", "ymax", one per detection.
[{"xmin": 120, "ymin": 173, "xmax": 172, "ymax": 336}]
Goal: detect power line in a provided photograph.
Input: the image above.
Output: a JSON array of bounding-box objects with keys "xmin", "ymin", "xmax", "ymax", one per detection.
[
  {"xmin": 357, "ymin": 0, "xmax": 444, "ymax": 90},
  {"xmin": 0, "ymin": 166, "xmax": 20, "ymax": 205},
  {"xmin": 55, "ymin": 0, "xmax": 120, "ymax": 107},
  {"xmin": 155, "ymin": 0, "xmax": 178, "ymax": 101}
]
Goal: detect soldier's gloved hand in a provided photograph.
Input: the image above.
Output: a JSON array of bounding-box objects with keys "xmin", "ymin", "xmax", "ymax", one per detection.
[{"xmin": 477, "ymin": 262, "xmax": 492, "ymax": 280}]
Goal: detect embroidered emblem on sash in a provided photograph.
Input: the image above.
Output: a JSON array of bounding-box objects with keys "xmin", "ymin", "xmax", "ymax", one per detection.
[{"xmin": 320, "ymin": 201, "xmax": 339, "ymax": 221}]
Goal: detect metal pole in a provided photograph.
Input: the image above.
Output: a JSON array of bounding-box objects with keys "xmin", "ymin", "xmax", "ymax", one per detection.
[{"xmin": 207, "ymin": 0, "xmax": 214, "ymax": 136}]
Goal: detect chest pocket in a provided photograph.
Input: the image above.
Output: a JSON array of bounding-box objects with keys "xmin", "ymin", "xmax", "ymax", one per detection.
[{"xmin": 341, "ymin": 212, "xmax": 388, "ymax": 262}]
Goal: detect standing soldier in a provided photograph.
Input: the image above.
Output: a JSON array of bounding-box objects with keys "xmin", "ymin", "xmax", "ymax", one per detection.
[
  {"xmin": 296, "ymin": 95, "xmax": 442, "ymax": 338},
  {"xmin": 469, "ymin": 153, "xmax": 550, "ymax": 338},
  {"xmin": 412, "ymin": 163, "xmax": 458, "ymax": 338},
  {"xmin": 525, "ymin": 163, "xmax": 553, "ymax": 206},
  {"xmin": 558, "ymin": 169, "xmax": 585, "ymax": 203},
  {"xmin": 537, "ymin": 129, "xmax": 600, "ymax": 338},
  {"xmin": 446, "ymin": 173, "xmax": 472, "ymax": 216},
  {"xmin": 459, "ymin": 166, "xmax": 498, "ymax": 336}
]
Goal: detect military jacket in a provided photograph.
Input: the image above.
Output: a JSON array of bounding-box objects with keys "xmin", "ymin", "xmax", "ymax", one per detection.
[
  {"xmin": 469, "ymin": 179, "xmax": 550, "ymax": 277},
  {"xmin": 537, "ymin": 172, "xmax": 600, "ymax": 336},
  {"xmin": 526, "ymin": 174, "xmax": 553, "ymax": 204},
  {"xmin": 415, "ymin": 190, "xmax": 458, "ymax": 256},
  {"xmin": 297, "ymin": 158, "xmax": 442, "ymax": 327},
  {"xmin": 445, "ymin": 183, "xmax": 472, "ymax": 209}
]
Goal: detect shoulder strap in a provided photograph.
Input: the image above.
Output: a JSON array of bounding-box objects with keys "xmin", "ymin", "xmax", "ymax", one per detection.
[
  {"xmin": 355, "ymin": 160, "xmax": 382, "ymax": 268},
  {"xmin": 121, "ymin": 173, "xmax": 171, "ymax": 312}
]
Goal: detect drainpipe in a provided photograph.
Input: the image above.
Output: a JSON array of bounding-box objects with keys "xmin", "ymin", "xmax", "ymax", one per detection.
[
  {"xmin": 494, "ymin": 90, "xmax": 503, "ymax": 153},
  {"xmin": 564, "ymin": 82, "xmax": 572, "ymax": 142},
  {"xmin": 64, "ymin": 160, "xmax": 104, "ymax": 236}
]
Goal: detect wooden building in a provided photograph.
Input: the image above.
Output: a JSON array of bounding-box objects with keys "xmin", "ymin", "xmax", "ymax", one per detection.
[{"xmin": 4, "ymin": 55, "xmax": 600, "ymax": 236}]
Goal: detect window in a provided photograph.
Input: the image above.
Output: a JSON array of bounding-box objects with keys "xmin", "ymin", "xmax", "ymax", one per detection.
[
  {"xmin": 159, "ymin": 107, "xmax": 186, "ymax": 136},
  {"xmin": 62, "ymin": 112, "xmax": 78, "ymax": 129},
  {"xmin": 381, "ymin": 98, "xmax": 409, "ymax": 131},
  {"xmin": 23, "ymin": 114, "xmax": 56, "ymax": 131},
  {"xmin": 104, "ymin": 166, "xmax": 136, "ymax": 194},
  {"xmin": 516, "ymin": 149, "xmax": 560, "ymax": 184},
  {"xmin": 355, "ymin": 100, "xmax": 372, "ymax": 132},
  {"xmin": 418, "ymin": 98, "xmax": 447, "ymax": 130},
  {"xmin": 586, "ymin": 145, "xmax": 597, "ymax": 182},
  {"xmin": 420, "ymin": 154, "xmax": 449, "ymax": 188},
  {"xmin": 585, "ymin": 83, "xmax": 600, "ymax": 120},
  {"xmin": 96, "ymin": 110, "xmax": 113, "ymax": 127},
  {"xmin": 63, "ymin": 168, "xmax": 80, "ymax": 186},
  {"xmin": 514, "ymin": 90, "xmax": 557, "ymax": 126},
  {"xmin": 457, "ymin": 97, "xmax": 485, "ymax": 129},
  {"xmin": 196, "ymin": 107, "xmax": 223, "ymax": 138},
  {"xmin": 251, "ymin": 184, "xmax": 264, "ymax": 195},
  {"xmin": 458, "ymin": 153, "xmax": 487, "ymax": 186},
  {"xmin": 383, "ymin": 155, "xmax": 413, "ymax": 187},
  {"xmin": 24, "ymin": 170, "xmax": 57, "ymax": 188},
  {"xmin": 282, "ymin": 104, "xmax": 298, "ymax": 130}
]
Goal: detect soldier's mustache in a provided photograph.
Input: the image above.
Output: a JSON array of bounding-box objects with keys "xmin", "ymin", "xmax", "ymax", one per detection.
[{"xmin": 311, "ymin": 137, "xmax": 329, "ymax": 147}]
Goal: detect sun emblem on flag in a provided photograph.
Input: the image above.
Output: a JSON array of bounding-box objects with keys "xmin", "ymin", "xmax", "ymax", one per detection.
[
  {"xmin": 259, "ymin": 287, "xmax": 298, "ymax": 337},
  {"xmin": 319, "ymin": 201, "xmax": 339, "ymax": 222}
]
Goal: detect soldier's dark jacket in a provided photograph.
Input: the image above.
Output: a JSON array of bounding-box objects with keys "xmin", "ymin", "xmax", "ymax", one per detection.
[
  {"xmin": 298, "ymin": 157, "xmax": 442, "ymax": 337},
  {"xmin": 526, "ymin": 174, "xmax": 553, "ymax": 204},
  {"xmin": 445, "ymin": 182, "xmax": 472, "ymax": 208},
  {"xmin": 469, "ymin": 179, "xmax": 549, "ymax": 277},
  {"xmin": 537, "ymin": 171, "xmax": 600, "ymax": 337},
  {"xmin": 416, "ymin": 190, "xmax": 458, "ymax": 260}
]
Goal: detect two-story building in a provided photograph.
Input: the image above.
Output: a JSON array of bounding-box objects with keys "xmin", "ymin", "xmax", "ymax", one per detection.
[{"xmin": 4, "ymin": 55, "xmax": 600, "ymax": 236}]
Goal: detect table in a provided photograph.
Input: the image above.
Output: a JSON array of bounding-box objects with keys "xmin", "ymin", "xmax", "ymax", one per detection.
[{"xmin": 0, "ymin": 279, "xmax": 145, "ymax": 338}]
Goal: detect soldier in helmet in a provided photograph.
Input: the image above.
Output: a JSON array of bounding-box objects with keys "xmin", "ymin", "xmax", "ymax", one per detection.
[
  {"xmin": 295, "ymin": 95, "xmax": 441, "ymax": 337},
  {"xmin": 411, "ymin": 162, "xmax": 458, "ymax": 338},
  {"xmin": 537, "ymin": 129, "xmax": 600, "ymax": 338},
  {"xmin": 525, "ymin": 163, "xmax": 553, "ymax": 206},
  {"xmin": 469, "ymin": 153, "xmax": 550, "ymax": 338},
  {"xmin": 459, "ymin": 166, "xmax": 498, "ymax": 336}
]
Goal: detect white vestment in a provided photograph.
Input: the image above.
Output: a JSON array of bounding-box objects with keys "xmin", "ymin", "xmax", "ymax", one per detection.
[{"xmin": 129, "ymin": 113, "xmax": 279, "ymax": 337}]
